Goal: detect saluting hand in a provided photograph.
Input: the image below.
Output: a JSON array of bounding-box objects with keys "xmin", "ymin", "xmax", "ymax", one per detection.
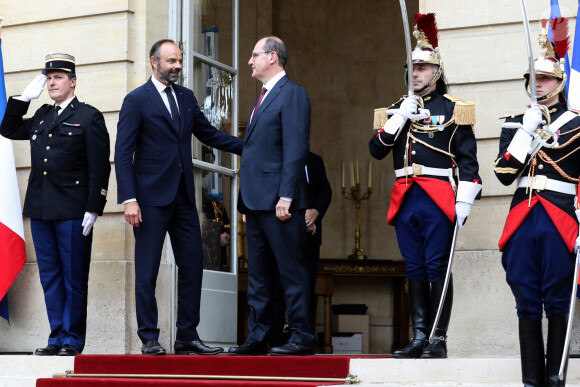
[
  {"xmin": 125, "ymin": 201, "xmax": 142, "ymax": 227},
  {"xmin": 20, "ymin": 75, "xmax": 47, "ymax": 102}
]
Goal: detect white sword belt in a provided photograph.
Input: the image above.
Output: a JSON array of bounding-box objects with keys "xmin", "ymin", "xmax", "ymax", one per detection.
[
  {"xmin": 517, "ymin": 176, "xmax": 577, "ymax": 195},
  {"xmin": 395, "ymin": 164, "xmax": 454, "ymax": 179},
  {"xmin": 395, "ymin": 164, "xmax": 457, "ymax": 190}
]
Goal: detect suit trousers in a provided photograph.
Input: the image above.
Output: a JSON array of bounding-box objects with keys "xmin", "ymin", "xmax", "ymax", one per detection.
[
  {"xmin": 30, "ymin": 219, "xmax": 92, "ymax": 351},
  {"xmin": 134, "ymin": 176, "xmax": 203, "ymax": 343},
  {"xmin": 394, "ymin": 184, "xmax": 454, "ymax": 282},
  {"xmin": 245, "ymin": 209, "xmax": 315, "ymax": 346},
  {"xmin": 502, "ymin": 204, "xmax": 574, "ymax": 320}
]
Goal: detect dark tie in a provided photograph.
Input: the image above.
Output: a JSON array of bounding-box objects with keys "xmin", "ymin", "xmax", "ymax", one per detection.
[
  {"xmin": 164, "ymin": 86, "xmax": 180, "ymax": 132},
  {"xmin": 251, "ymin": 87, "xmax": 267, "ymax": 124},
  {"xmin": 52, "ymin": 105, "xmax": 61, "ymax": 123}
]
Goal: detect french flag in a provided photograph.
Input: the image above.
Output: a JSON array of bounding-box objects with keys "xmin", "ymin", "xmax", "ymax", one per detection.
[
  {"xmin": 567, "ymin": 1, "xmax": 580, "ymax": 109},
  {"xmin": 0, "ymin": 33, "xmax": 26, "ymax": 322}
]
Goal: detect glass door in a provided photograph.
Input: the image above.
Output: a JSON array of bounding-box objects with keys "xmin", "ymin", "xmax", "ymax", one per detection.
[{"xmin": 171, "ymin": 0, "xmax": 240, "ymax": 348}]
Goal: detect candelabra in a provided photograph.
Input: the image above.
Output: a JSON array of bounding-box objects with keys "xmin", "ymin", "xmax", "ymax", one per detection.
[{"xmin": 342, "ymin": 160, "xmax": 372, "ymax": 260}]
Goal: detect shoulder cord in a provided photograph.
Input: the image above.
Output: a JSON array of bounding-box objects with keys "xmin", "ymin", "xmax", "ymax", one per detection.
[{"xmin": 534, "ymin": 125, "xmax": 580, "ymax": 184}]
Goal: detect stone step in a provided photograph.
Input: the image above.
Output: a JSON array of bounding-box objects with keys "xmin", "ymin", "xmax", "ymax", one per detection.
[
  {"xmin": 349, "ymin": 357, "xmax": 580, "ymax": 386},
  {"xmin": 0, "ymin": 355, "xmax": 74, "ymax": 387},
  {"xmin": 3, "ymin": 355, "xmax": 580, "ymax": 386}
]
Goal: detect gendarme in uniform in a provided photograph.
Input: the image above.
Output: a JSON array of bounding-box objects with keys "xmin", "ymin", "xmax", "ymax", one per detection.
[
  {"xmin": 0, "ymin": 53, "xmax": 110, "ymax": 356},
  {"xmin": 369, "ymin": 13, "xmax": 482, "ymax": 359}
]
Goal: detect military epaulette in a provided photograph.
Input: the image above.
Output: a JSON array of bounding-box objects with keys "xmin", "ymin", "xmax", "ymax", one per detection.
[
  {"xmin": 444, "ymin": 94, "xmax": 476, "ymax": 125},
  {"xmin": 569, "ymin": 108, "xmax": 580, "ymax": 115},
  {"xmin": 373, "ymin": 97, "xmax": 404, "ymax": 130}
]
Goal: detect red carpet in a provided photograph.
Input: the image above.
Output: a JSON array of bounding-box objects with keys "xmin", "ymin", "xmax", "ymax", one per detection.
[{"xmin": 36, "ymin": 354, "xmax": 388, "ymax": 386}]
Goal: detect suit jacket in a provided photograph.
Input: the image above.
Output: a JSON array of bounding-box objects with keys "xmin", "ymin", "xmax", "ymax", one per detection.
[
  {"xmin": 239, "ymin": 75, "xmax": 310, "ymax": 212},
  {"xmin": 306, "ymin": 152, "xmax": 332, "ymax": 246},
  {"xmin": 115, "ymin": 79, "xmax": 243, "ymax": 206},
  {"xmin": 0, "ymin": 96, "xmax": 110, "ymax": 220}
]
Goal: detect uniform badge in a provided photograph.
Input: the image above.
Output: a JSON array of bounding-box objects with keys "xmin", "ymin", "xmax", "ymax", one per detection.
[{"xmin": 424, "ymin": 115, "xmax": 445, "ymax": 125}]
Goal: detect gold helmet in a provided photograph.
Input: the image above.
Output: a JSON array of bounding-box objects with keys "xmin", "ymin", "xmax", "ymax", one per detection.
[
  {"xmin": 408, "ymin": 13, "xmax": 443, "ymax": 89},
  {"xmin": 524, "ymin": 18, "xmax": 569, "ymax": 101}
]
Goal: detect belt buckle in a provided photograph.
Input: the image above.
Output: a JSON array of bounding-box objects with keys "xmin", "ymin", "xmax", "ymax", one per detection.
[
  {"xmin": 531, "ymin": 175, "xmax": 547, "ymax": 191},
  {"xmin": 412, "ymin": 163, "xmax": 422, "ymax": 176}
]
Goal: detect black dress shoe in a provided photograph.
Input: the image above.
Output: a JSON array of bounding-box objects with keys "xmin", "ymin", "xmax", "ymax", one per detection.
[
  {"xmin": 58, "ymin": 344, "xmax": 80, "ymax": 356},
  {"xmin": 141, "ymin": 340, "xmax": 166, "ymax": 355},
  {"xmin": 228, "ymin": 340, "xmax": 267, "ymax": 355},
  {"xmin": 175, "ymin": 340, "xmax": 223, "ymax": 355},
  {"xmin": 269, "ymin": 342, "xmax": 315, "ymax": 356},
  {"xmin": 35, "ymin": 344, "xmax": 61, "ymax": 356}
]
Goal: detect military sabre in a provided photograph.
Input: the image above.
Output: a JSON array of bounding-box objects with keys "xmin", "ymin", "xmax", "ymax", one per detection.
[
  {"xmin": 429, "ymin": 222, "xmax": 458, "ymax": 344},
  {"xmin": 559, "ymin": 249, "xmax": 579, "ymax": 380}
]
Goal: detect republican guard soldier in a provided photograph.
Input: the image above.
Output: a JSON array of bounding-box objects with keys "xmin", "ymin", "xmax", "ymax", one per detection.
[
  {"xmin": 0, "ymin": 53, "xmax": 110, "ymax": 356},
  {"xmin": 369, "ymin": 13, "xmax": 482, "ymax": 359},
  {"xmin": 494, "ymin": 18, "xmax": 580, "ymax": 387}
]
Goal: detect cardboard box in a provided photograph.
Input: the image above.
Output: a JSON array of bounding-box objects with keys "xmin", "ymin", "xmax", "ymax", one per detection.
[
  {"xmin": 332, "ymin": 333, "xmax": 363, "ymax": 354},
  {"xmin": 332, "ymin": 314, "xmax": 369, "ymax": 353}
]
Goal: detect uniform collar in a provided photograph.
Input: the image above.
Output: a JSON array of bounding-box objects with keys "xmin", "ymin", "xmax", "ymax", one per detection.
[
  {"xmin": 419, "ymin": 89, "xmax": 440, "ymax": 103},
  {"xmin": 546, "ymin": 101, "xmax": 565, "ymax": 116}
]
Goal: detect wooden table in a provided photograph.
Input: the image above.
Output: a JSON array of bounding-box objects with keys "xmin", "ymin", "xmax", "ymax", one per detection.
[{"xmin": 317, "ymin": 259, "xmax": 410, "ymax": 351}]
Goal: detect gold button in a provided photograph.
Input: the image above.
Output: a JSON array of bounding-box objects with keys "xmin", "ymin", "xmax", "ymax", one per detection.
[
  {"xmin": 44, "ymin": 158, "xmax": 48, "ymax": 163},
  {"xmin": 68, "ymin": 132, "xmax": 72, "ymax": 136},
  {"xmin": 48, "ymin": 133, "xmax": 52, "ymax": 138},
  {"xmin": 538, "ymin": 164, "xmax": 544, "ymax": 169},
  {"xmin": 411, "ymin": 150, "xmax": 416, "ymax": 155},
  {"xmin": 76, "ymin": 181, "xmax": 79, "ymax": 185},
  {"xmin": 43, "ymin": 171, "xmax": 47, "ymax": 176},
  {"xmin": 412, "ymin": 140, "xmax": 416, "ymax": 143},
  {"xmin": 46, "ymin": 146, "xmax": 50, "ymax": 150}
]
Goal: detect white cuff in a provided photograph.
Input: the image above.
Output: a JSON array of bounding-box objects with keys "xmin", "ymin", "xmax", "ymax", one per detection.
[
  {"xmin": 14, "ymin": 95, "xmax": 29, "ymax": 102},
  {"xmin": 280, "ymin": 197, "xmax": 292, "ymax": 202},
  {"xmin": 506, "ymin": 129, "xmax": 533, "ymax": 164},
  {"xmin": 122, "ymin": 198, "xmax": 137, "ymax": 204},
  {"xmin": 384, "ymin": 113, "xmax": 406, "ymax": 135},
  {"xmin": 456, "ymin": 181, "xmax": 482, "ymax": 205}
]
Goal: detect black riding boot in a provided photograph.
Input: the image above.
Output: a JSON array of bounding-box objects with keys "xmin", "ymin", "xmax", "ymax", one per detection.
[
  {"xmin": 546, "ymin": 315, "xmax": 568, "ymax": 387},
  {"xmin": 421, "ymin": 276, "xmax": 453, "ymax": 358},
  {"xmin": 519, "ymin": 318, "xmax": 545, "ymax": 387},
  {"xmin": 393, "ymin": 279, "xmax": 430, "ymax": 358}
]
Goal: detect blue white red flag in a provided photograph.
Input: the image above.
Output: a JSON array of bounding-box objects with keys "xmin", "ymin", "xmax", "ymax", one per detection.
[{"xmin": 0, "ymin": 33, "xmax": 27, "ymax": 322}]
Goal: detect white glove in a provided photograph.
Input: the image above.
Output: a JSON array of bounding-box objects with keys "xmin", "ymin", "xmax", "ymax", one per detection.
[
  {"xmin": 18, "ymin": 75, "xmax": 47, "ymax": 102},
  {"xmin": 455, "ymin": 201, "xmax": 471, "ymax": 229},
  {"xmin": 397, "ymin": 97, "xmax": 419, "ymax": 120},
  {"xmin": 82, "ymin": 212, "xmax": 98, "ymax": 236},
  {"xmin": 522, "ymin": 105, "xmax": 542, "ymax": 135}
]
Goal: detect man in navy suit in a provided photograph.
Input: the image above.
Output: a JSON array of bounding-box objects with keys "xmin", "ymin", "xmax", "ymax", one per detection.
[
  {"xmin": 229, "ymin": 36, "xmax": 313, "ymax": 356},
  {"xmin": 115, "ymin": 39, "xmax": 243, "ymax": 355}
]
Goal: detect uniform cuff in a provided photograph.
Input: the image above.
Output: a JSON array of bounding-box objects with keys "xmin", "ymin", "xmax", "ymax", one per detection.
[
  {"xmin": 384, "ymin": 113, "xmax": 406, "ymax": 135},
  {"xmin": 506, "ymin": 129, "xmax": 533, "ymax": 164},
  {"xmin": 456, "ymin": 181, "xmax": 482, "ymax": 205}
]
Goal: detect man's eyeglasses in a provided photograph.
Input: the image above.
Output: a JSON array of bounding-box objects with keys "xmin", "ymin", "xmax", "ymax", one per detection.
[{"xmin": 252, "ymin": 51, "xmax": 272, "ymax": 57}]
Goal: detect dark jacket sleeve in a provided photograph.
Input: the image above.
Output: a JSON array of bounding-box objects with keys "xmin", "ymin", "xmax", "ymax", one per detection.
[{"xmin": 0, "ymin": 97, "xmax": 34, "ymax": 140}]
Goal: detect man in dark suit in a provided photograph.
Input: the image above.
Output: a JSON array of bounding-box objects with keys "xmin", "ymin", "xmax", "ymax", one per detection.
[
  {"xmin": 229, "ymin": 36, "xmax": 313, "ymax": 356},
  {"xmin": 0, "ymin": 53, "xmax": 110, "ymax": 356},
  {"xmin": 115, "ymin": 39, "xmax": 243, "ymax": 356},
  {"xmin": 304, "ymin": 152, "xmax": 332, "ymax": 301}
]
